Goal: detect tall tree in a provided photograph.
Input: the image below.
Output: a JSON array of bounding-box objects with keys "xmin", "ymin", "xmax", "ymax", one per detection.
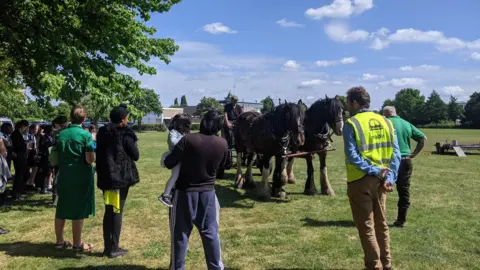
[
  {"xmin": 56, "ymin": 103, "xmax": 72, "ymax": 119},
  {"xmin": 447, "ymin": 95, "xmax": 464, "ymax": 123},
  {"xmin": 463, "ymin": 92, "xmax": 480, "ymax": 128},
  {"xmin": 392, "ymin": 88, "xmax": 426, "ymax": 124},
  {"xmin": 81, "ymin": 95, "xmax": 112, "ymax": 123},
  {"xmin": 381, "ymin": 99, "xmax": 396, "ymax": 109},
  {"xmin": 131, "ymin": 89, "xmax": 163, "ymax": 126},
  {"xmin": 195, "ymin": 97, "xmax": 223, "ymax": 116},
  {"xmin": 180, "ymin": 95, "xmax": 188, "ymax": 107},
  {"xmin": 224, "ymin": 91, "xmax": 233, "ymax": 104},
  {"xmin": 260, "ymin": 96, "xmax": 275, "ymax": 114},
  {"xmin": 0, "ymin": 0, "xmax": 181, "ymax": 111},
  {"xmin": 0, "ymin": 88, "xmax": 26, "ymax": 120},
  {"xmin": 424, "ymin": 90, "xmax": 447, "ymax": 124},
  {"xmin": 173, "ymin": 98, "xmax": 179, "ymax": 107}
]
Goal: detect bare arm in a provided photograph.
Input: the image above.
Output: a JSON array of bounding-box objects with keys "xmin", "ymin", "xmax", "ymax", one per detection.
[
  {"xmin": 224, "ymin": 112, "xmax": 231, "ymax": 128},
  {"xmin": 0, "ymin": 139, "xmax": 6, "ymax": 157},
  {"xmin": 410, "ymin": 137, "xmax": 426, "ymax": 158},
  {"xmin": 85, "ymin": 151, "xmax": 95, "ymax": 164}
]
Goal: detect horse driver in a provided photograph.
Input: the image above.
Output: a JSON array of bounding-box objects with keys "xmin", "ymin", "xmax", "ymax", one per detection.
[{"xmin": 223, "ymin": 96, "xmax": 243, "ymax": 167}]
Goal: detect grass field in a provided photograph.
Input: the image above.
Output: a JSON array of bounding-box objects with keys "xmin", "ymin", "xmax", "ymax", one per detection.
[{"xmin": 1, "ymin": 129, "xmax": 480, "ymax": 270}]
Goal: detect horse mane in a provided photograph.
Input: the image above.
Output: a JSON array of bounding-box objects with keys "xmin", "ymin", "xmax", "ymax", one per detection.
[
  {"xmin": 305, "ymin": 96, "xmax": 333, "ymax": 136},
  {"xmin": 261, "ymin": 102, "xmax": 304, "ymax": 140}
]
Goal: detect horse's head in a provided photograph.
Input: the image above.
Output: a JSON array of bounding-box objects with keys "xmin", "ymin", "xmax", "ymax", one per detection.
[
  {"xmin": 305, "ymin": 95, "xmax": 344, "ymax": 139},
  {"xmin": 272, "ymin": 102, "xmax": 305, "ymax": 148}
]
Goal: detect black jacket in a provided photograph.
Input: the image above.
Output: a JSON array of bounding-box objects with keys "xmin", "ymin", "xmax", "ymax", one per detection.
[{"xmin": 96, "ymin": 123, "xmax": 140, "ymax": 190}]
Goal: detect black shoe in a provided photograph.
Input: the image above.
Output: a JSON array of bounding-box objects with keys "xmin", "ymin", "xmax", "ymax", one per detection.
[
  {"xmin": 107, "ymin": 248, "xmax": 128, "ymax": 258},
  {"xmin": 393, "ymin": 220, "xmax": 405, "ymax": 228},
  {"xmin": 0, "ymin": 227, "xmax": 8, "ymax": 235},
  {"xmin": 158, "ymin": 194, "xmax": 173, "ymax": 208}
]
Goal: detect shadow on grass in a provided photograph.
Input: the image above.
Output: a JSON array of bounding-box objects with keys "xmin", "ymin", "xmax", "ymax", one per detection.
[
  {"xmin": 0, "ymin": 197, "xmax": 55, "ymax": 213},
  {"xmin": 301, "ymin": 217, "xmax": 355, "ymax": 227},
  {"xmin": 430, "ymin": 150, "xmax": 480, "ymax": 156},
  {"xmin": 266, "ymin": 268, "xmax": 349, "ymax": 270},
  {"xmin": 0, "ymin": 242, "xmax": 103, "ymax": 259},
  {"xmin": 60, "ymin": 266, "xmax": 168, "ymax": 270},
  {"xmin": 215, "ymin": 184, "xmax": 256, "ymax": 209}
]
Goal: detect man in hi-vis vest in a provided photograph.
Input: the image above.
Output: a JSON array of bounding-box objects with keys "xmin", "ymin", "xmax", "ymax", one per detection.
[{"xmin": 343, "ymin": 87, "xmax": 401, "ymax": 270}]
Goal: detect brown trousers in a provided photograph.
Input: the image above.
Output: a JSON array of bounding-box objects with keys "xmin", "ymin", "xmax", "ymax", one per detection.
[{"xmin": 347, "ymin": 175, "xmax": 391, "ymax": 270}]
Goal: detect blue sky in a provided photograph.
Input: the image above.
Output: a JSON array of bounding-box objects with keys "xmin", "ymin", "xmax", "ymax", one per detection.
[{"xmin": 130, "ymin": 0, "xmax": 480, "ymax": 109}]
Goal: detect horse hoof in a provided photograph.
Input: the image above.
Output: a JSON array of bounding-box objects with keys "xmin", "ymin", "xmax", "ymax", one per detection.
[
  {"xmin": 279, "ymin": 191, "xmax": 287, "ymax": 200},
  {"xmin": 320, "ymin": 190, "xmax": 336, "ymax": 196},
  {"xmin": 243, "ymin": 179, "xmax": 256, "ymax": 189},
  {"xmin": 288, "ymin": 178, "xmax": 297, "ymax": 184},
  {"xmin": 304, "ymin": 189, "xmax": 318, "ymax": 196},
  {"xmin": 234, "ymin": 177, "xmax": 245, "ymax": 189}
]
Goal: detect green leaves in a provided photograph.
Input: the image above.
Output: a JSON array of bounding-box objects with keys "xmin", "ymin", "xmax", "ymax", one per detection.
[
  {"xmin": 0, "ymin": 0, "xmax": 181, "ymax": 105},
  {"xmin": 260, "ymin": 96, "xmax": 274, "ymax": 114},
  {"xmin": 196, "ymin": 97, "xmax": 223, "ymax": 117}
]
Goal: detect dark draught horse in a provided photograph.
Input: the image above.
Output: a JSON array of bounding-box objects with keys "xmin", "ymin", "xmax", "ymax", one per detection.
[
  {"xmin": 286, "ymin": 96, "xmax": 344, "ymax": 196},
  {"xmin": 234, "ymin": 103, "xmax": 305, "ymax": 199}
]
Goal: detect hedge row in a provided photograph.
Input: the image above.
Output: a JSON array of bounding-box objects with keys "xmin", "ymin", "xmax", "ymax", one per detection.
[{"xmin": 131, "ymin": 123, "xmax": 200, "ymax": 132}]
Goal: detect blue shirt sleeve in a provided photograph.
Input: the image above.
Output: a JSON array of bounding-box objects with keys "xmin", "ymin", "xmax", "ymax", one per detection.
[
  {"xmin": 343, "ymin": 122, "xmax": 382, "ymax": 177},
  {"xmin": 386, "ymin": 129, "xmax": 402, "ymax": 184}
]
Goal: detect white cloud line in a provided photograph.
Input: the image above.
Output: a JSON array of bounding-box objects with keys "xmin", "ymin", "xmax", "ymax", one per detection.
[
  {"xmin": 362, "ymin": 73, "xmax": 383, "ymax": 80},
  {"xmin": 276, "ymin": 18, "xmax": 304, "ymax": 28},
  {"xmin": 399, "ymin": 65, "xmax": 441, "ymax": 71},
  {"xmin": 378, "ymin": 77, "xmax": 425, "ymax": 87},
  {"xmin": 203, "ymin": 22, "xmax": 238, "ymax": 35},
  {"xmin": 282, "ymin": 60, "xmax": 301, "ymax": 71},
  {"xmin": 443, "ymin": 86, "xmax": 465, "ymax": 95},
  {"xmin": 315, "ymin": 57, "xmax": 358, "ymax": 67},
  {"xmin": 298, "ymin": 79, "xmax": 327, "ymax": 89},
  {"xmin": 324, "ymin": 21, "xmax": 369, "ymax": 43},
  {"xmin": 471, "ymin": 52, "xmax": 480, "ymax": 61},
  {"xmin": 305, "ymin": 0, "xmax": 373, "ymax": 20}
]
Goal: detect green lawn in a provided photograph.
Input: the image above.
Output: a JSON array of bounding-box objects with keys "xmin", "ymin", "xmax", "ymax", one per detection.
[{"xmin": 1, "ymin": 129, "xmax": 479, "ymax": 270}]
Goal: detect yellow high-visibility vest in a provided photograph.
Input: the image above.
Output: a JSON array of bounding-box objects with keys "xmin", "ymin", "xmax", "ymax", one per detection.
[{"xmin": 345, "ymin": 111, "xmax": 395, "ymax": 183}]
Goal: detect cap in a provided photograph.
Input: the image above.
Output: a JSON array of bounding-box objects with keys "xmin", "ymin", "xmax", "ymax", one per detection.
[
  {"xmin": 232, "ymin": 95, "xmax": 239, "ymax": 101},
  {"xmin": 110, "ymin": 104, "xmax": 129, "ymax": 124}
]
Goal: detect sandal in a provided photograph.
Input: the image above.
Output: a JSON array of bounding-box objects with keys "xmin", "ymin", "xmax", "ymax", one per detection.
[
  {"xmin": 55, "ymin": 241, "xmax": 72, "ymax": 249},
  {"xmin": 73, "ymin": 243, "xmax": 94, "ymax": 252}
]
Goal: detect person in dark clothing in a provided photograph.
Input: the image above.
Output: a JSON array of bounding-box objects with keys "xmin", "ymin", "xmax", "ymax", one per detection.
[
  {"xmin": 1, "ymin": 123, "xmax": 14, "ymax": 170},
  {"xmin": 11, "ymin": 120, "xmax": 30, "ymax": 200},
  {"xmin": 34, "ymin": 125, "xmax": 54, "ymax": 194},
  {"xmin": 222, "ymin": 95, "xmax": 243, "ymax": 168},
  {"xmin": 96, "ymin": 104, "xmax": 140, "ymax": 259},
  {"xmin": 51, "ymin": 116, "xmax": 69, "ymax": 205},
  {"xmin": 164, "ymin": 109, "xmax": 228, "ymax": 270},
  {"xmin": 1, "ymin": 138, "xmax": 11, "ymax": 234}
]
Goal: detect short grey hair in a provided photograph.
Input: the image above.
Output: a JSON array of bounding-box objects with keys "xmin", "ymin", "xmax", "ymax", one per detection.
[{"xmin": 383, "ymin": 106, "xmax": 397, "ymax": 116}]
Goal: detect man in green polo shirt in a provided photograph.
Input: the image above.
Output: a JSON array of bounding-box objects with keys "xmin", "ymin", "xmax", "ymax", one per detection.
[{"xmin": 383, "ymin": 106, "xmax": 427, "ymax": 228}]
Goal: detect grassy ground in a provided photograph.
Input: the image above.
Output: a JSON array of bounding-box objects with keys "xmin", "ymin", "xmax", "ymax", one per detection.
[{"xmin": 1, "ymin": 129, "xmax": 479, "ymax": 270}]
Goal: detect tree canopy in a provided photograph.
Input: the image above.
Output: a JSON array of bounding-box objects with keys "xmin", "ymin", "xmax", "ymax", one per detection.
[
  {"xmin": 0, "ymin": 0, "xmax": 181, "ymax": 110},
  {"xmin": 423, "ymin": 90, "xmax": 447, "ymax": 124},
  {"xmin": 463, "ymin": 92, "xmax": 480, "ymax": 128},
  {"xmin": 260, "ymin": 96, "xmax": 274, "ymax": 114},
  {"xmin": 447, "ymin": 96, "xmax": 464, "ymax": 122},
  {"xmin": 180, "ymin": 95, "xmax": 188, "ymax": 107},
  {"xmin": 195, "ymin": 97, "xmax": 223, "ymax": 116}
]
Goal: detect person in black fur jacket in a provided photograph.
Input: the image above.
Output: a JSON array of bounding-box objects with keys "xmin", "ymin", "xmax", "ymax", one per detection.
[{"xmin": 96, "ymin": 104, "xmax": 139, "ymax": 258}]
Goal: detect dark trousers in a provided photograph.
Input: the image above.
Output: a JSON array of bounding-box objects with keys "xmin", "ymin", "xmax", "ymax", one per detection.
[
  {"xmin": 396, "ymin": 158, "xmax": 413, "ymax": 222},
  {"xmin": 170, "ymin": 190, "xmax": 223, "ymax": 270},
  {"xmin": 35, "ymin": 165, "xmax": 51, "ymax": 190},
  {"xmin": 12, "ymin": 152, "xmax": 28, "ymax": 196},
  {"xmin": 103, "ymin": 187, "xmax": 129, "ymax": 253}
]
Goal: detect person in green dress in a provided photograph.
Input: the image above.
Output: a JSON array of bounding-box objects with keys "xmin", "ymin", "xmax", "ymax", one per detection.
[{"xmin": 54, "ymin": 105, "xmax": 96, "ymax": 251}]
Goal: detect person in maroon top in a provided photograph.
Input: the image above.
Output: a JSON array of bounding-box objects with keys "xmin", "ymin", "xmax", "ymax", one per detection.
[{"xmin": 164, "ymin": 109, "xmax": 228, "ymax": 270}]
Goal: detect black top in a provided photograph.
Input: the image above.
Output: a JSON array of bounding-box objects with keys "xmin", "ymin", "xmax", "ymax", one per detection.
[
  {"xmin": 164, "ymin": 133, "xmax": 228, "ymax": 192},
  {"xmin": 224, "ymin": 103, "xmax": 243, "ymax": 121},
  {"xmin": 11, "ymin": 129, "xmax": 27, "ymax": 153},
  {"xmin": 96, "ymin": 124, "xmax": 140, "ymax": 190}
]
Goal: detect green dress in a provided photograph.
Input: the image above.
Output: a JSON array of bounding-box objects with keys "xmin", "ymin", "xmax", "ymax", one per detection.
[{"xmin": 55, "ymin": 125, "xmax": 95, "ymax": 220}]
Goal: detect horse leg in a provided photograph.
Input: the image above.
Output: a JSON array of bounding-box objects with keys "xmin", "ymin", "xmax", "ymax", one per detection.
[
  {"xmin": 257, "ymin": 154, "xmax": 272, "ymax": 200},
  {"xmin": 286, "ymin": 157, "xmax": 296, "ymax": 184},
  {"xmin": 243, "ymin": 152, "xmax": 256, "ymax": 189},
  {"xmin": 319, "ymin": 151, "xmax": 335, "ymax": 196},
  {"xmin": 234, "ymin": 151, "xmax": 245, "ymax": 189},
  {"xmin": 303, "ymin": 155, "xmax": 318, "ymax": 195},
  {"xmin": 272, "ymin": 155, "xmax": 287, "ymax": 199}
]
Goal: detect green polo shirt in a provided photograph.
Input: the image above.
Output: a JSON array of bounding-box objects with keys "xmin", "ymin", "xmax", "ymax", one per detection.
[{"xmin": 388, "ymin": 116, "xmax": 425, "ymax": 157}]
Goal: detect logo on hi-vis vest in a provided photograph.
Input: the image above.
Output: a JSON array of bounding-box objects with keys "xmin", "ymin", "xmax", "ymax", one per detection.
[{"xmin": 368, "ymin": 119, "xmax": 385, "ymax": 139}]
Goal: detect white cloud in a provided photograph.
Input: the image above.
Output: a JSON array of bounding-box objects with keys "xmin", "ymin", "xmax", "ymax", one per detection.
[
  {"xmin": 399, "ymin": 65, "xmax": 440, "ymax": 71},
  {"xmin": 332, "ymin": 81, "xmax": 343, "ymax": 85},
  {"xmin": 471, "ymin": 52, "xmax": 480, "ymax": 61},
  {"xmin": 379, "ymin": 78, "xmax": 425, "ymax": 87},
  {"xmin": 370, "ymin": 38, "xmax": 390, "ymax": 50},
  {"xmin": 305, "ymin": 0, "xmax": 373, "ymax": 20},
  {"xmin": 475, "ymin": 75, "xmax": 480, "ymax": 80},
  {"xmin": 443, "ymin": 86, "xmax": 465, "ymax": 95},
  {"xmin": 362, "ymin": 73, "xmax": 383, "ymax": 80},
  {"xmin": 276, "ymin": 18, "xmax": 304, "ymax": 28},
  {"xmin": 399, "ymin": 66, "xmax": 413, "ymax": 71},
  {"xmin": 324, "ymin": 21, "xmax": 369, "ymax": 43},
  {"xmin": 282, "ymin": 60, "xmax": 301, "ymax": 71},
  {"xmin": 306, "ymin": 95, "xmax": 316, "ymax": 100},
  {"xmin": 203, "ymin": 22, "xmax": 238, "ymax": 34},
  {"xmin": 298, "ymin": 79, "xmax": 327, "ymax": 89},
  {"xmin": 340, "ymin": 57, "xmax": 358, "ymax": 64},
  {"xmin": 315, "ymin": 60, "xmax": 337, "ymax": 67}
]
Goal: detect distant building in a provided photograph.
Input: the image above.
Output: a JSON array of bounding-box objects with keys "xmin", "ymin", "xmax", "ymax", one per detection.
[
  {"xmin": 141, "ymin": 108, "xmax": 185, "ymax": 125},
  {"xmin": 218, "ymin": 100, "xmax": 262, "ymax": 112}
]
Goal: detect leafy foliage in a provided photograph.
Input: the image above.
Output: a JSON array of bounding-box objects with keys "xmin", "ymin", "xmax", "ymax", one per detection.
[
  {"xmin": 423, "ymin": 90, "xmax": 447, "ymax": 124},
  {"xmin": 447, "ymin": 95, "xmax": 464, "ymax": 122},
  {"xmin": 260, "ymin": 96, "xmax": 274, "ymax": 114},
  {"xmin": 0, "ymin": 0, "xmax": 181, "ymax": 105},
  {"xmin": 180, "ymin": 95, "xmax": 188, "ymax": 107},
  {"xmin": 130, "ymin": 89, "xmax": 163, "ymax": 124},
  {"xmin": 297, "ymin": 99, "xmax": 307, "ymax": 112},
  {"xmin": 195, "ymin": 97, "xmax": 223, "ymax": 116},
  {"xmin": 172, "ymin": 98, "xmax": 180, "ymax": 107},
  {"xmin": 391, "ymin": 88, "xmax": 426, "ymax": 125},
  {"xmin": 463, "ymin": 92, "xmax": 480, "ymax": 128}
]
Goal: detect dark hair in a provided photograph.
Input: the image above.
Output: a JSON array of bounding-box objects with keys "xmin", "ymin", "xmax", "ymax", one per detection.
[
  {"xmin": 29, "ymin": 124, "xmax": 38, "ymax": 130},
  {"xmin": 347, "ymin": 86, "xmax": 370, "ymax": 108},
  {"xmin": 110, "ymin": 104, "xmax": 129, "ymax": 124},
  {"xmin": 88, "ymin": 125, "xmax": 96, "ymax": 133},
  {"xmin": 1, "ymin": 123, "xmax": 13, "ymax": 133},
  {"xmin": 71, "ymin": 105, "xmax": 87, "ymax": 124},
  {"xmin": 15, "ymin": 120, "xmax": 29, "ymax": 129},
  {"xmin": 169, "ymin": 113, "xmax": 192, "ymax": 134},
  {"xmin": 52, "ymin": 115, "xmax": 68, "ymax": 126},
  {"xmin": 200, "ymin": 110, "xmax": 224, "ymax": 135},
  {"xmin": 43, "ymin": 125, "xmax": 53, "ymax": 136}
]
